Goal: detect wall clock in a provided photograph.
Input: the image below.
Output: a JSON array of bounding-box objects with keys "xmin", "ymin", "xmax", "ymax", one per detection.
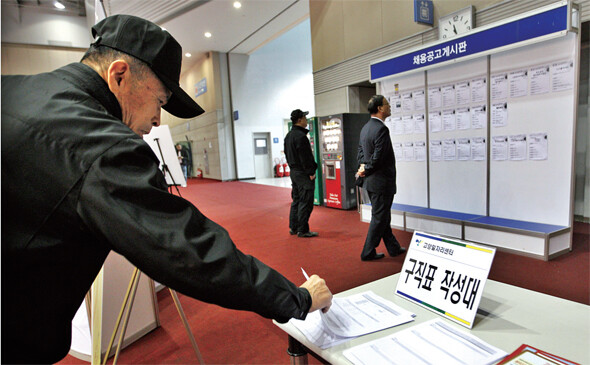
[{"xmin": 439, "ymin": 5, "xmax": 474, "ymax": 40}]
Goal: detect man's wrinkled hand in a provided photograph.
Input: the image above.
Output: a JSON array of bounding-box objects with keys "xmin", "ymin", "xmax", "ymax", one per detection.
[{"xmin": 300, "ymin": 274, "xmax": 332, "ymax": 313}]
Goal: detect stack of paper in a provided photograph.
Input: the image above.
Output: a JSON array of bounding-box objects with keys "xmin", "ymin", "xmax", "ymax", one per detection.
[
  {"xmin": 343, "ymin": 318, "xmax": 507, "ymax": 365},
  {"xmin": 289, "ymin": 291, "xmax": 415, "ymax": 349}
]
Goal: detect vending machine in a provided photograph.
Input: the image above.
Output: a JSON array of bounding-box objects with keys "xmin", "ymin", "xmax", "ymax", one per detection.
[
  {"xmin": 287, "ymin": 118, "xmax": 324, "ymax": 206},
  {"xmin": 319, "ymin": 113, "xmax": 368, "ymax": 209}
]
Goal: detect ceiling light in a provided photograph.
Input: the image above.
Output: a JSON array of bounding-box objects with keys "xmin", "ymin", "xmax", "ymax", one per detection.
[
  {"xmin": 233, "ymin": 1, "xmax": 242, "ymax": 9},
  {"xmin": 204, "ymin": 32, "xmax": 212, "ymax": 38},
  {"xmin": 185, "ymin": 53, "xmax": 192, "ymax": 58},
  {"xmin": 54, "ymin": 1, "xmax": 65, "ymax": 9}
]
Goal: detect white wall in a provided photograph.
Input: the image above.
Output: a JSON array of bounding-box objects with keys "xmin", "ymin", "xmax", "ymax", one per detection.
[
  {"xmin": 1, "ymin": 6, "xmax": 90, "ymax": 48},
  {"xmin": 229, "ymin": 19, "xmax": 315, "ymax": 179}
]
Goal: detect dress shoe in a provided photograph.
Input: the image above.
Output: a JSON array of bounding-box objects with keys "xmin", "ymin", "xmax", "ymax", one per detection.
[
  {"xmin": 289, "ymin": 229, "xmax": 297, "ymax": 235},
  {"xmin": 361, "ymin": 253, "xmax": 385, "ymax": 261},
  {"xmin": 298, "ymin": 231, "xmax": 319, "ymax": 238},
  {"xmin": 388, "ymin": 247, "xmax": 407, "ymax": 257}
]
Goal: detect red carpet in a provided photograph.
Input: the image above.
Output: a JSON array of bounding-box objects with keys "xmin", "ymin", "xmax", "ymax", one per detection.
[{"xmin": 57, "ymin": 178, "xmax": 589, "ymax": 364}]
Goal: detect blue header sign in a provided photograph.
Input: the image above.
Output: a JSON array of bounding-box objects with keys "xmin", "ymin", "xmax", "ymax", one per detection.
[
  {"xmin": 414, "ymin": 0, "xmax": 433, "ymax": 25},
  {"xmin": 371, "ymin": 3, "xmax": 569, "ymax": 82}
]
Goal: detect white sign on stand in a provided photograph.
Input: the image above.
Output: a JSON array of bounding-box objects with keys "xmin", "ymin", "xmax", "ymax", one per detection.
[
  {"xmin": 395, "ymin": 231, "xmax": 495, "ymax": 328},
  {"xmin": 143, "ymin": 125, "xmax": 186, "ymax": 187}
]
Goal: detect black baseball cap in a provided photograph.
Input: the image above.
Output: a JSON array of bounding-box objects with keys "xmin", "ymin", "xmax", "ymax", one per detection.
[
  {"xmin": 290, "ymin": 109, "xmax": 309, "ymax": 122},
  {"xmin": 91, "ymin": 15, "xmax": 204, "ymax": 118}
]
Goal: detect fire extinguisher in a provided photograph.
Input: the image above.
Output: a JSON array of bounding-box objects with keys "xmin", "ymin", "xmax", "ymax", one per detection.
[
  {"xmin": 196, "ymin": 168, "xmax": 203, "ymax": 179},
  {"xmin": 282, "ymin": 158, "xmax": 290, "ymax": 177},
  {"xmin": 274, "ymin": 158, "xmax": 284, "ymax": 177}
]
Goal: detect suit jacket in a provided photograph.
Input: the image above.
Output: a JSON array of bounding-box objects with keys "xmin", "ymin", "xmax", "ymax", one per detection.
[{"xmin": 357, "ymin": 117, "xmax": 397, "ymax": 194}]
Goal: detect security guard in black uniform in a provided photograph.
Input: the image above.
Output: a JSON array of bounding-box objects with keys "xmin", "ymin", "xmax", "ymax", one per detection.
[{"xmin": 284, "ymin": 109, "xmax": 319, "ymax": 237}]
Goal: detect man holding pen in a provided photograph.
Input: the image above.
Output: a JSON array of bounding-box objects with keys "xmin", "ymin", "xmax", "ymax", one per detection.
[{"xmin": 1, "ymin": 14, "xmax": 332, "ymax": 363}]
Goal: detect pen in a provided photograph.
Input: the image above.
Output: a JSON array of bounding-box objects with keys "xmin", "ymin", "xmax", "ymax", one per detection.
[{"xmin": 301, "ymin": 267, "xmax": 310, "ymax": 280}]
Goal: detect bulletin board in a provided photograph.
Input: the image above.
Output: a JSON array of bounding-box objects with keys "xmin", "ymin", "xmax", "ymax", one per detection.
[
  {"xmin": 380, "ymin": 72, "xmax": 428, "ymax": 208},
  {"xmin": 488, "ymin": 33, "xmax": 577, "ymax": 226},
  {"xmin": 426, "ymin": 57, "xmax": 488, "ymax": 215},
  {"xmin": 372, "ymin": 1, "xmax": 579, "ymax": 229}
]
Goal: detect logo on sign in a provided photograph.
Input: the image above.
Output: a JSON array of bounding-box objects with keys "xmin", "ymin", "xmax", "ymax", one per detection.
[{"xmin": 414, "ymin": 0, "xmax": 433, "ymax": 25}]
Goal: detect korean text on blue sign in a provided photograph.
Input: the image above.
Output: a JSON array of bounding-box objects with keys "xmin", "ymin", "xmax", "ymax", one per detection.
[
  {"xmin": 371, "ymin": 4, "xmax": 568, "ymax": 81},
  {"xmin": 412, "ymin": 41, "xmax": 467, "ymax": 66}
]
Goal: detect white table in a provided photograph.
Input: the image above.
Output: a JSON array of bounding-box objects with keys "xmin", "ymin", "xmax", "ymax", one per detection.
[{"xmin": 274, "ymin": 273, "xmax": 590, "ymax": 364}]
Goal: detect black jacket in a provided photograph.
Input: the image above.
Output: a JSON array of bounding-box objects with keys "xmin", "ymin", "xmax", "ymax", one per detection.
[
  {"xmin": 1, "ymin": 63, "xmax": 311, "ymax": 363},
  {"xmin": 357, "ymin": 117, "xmax": 397, "ymax": 194},
  {"xmin": 284, "ymin": 125, "xmax": 317, "ymax": 176},
  {"xmin": 178, "ymin": 147, "xmax": 189, "ymax": 166}
]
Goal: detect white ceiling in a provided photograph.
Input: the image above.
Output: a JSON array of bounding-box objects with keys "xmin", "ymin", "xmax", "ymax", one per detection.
[
  {"xmin": 96, "ymin": 0, "xmax": 310, "ymax": 63},
  {"xmin": 1, "ymin": 0, "xmax": 309, "ymax": 64}
]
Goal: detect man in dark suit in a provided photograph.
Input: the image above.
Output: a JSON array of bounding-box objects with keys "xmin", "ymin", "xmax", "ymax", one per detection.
[{"xmin": 357, "ymin": 95, "xmax": 406, "ymax": 261}]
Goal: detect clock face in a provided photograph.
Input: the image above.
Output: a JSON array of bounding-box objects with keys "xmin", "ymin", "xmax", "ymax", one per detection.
[{"xmin": 439, "ymin": 6, "xmax": 474, "ymax": 40}]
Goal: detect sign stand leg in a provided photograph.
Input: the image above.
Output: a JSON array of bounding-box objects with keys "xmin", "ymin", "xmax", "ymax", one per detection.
[
  {"xmin": 169, "ymin": 288, "xmax": 205, "ymax": 364},
  {"xmin": 111, "ymin": 270, "xmax": 142, "ymax": 364},
  {"xmin": 92, "ymin": 267, "xmax": 205, "ymax": 364},
  {"xmin": 102, "ymin": 268, "xmax": 140, "ymax": 364},
  {"xmin": 91, "ymin": 267, "xmax": 104, "ymax": 365}
]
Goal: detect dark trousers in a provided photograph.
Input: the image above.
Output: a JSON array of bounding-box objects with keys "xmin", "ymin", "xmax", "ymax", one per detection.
[
  {"xmin": 289, "ymin": 175, "xmax": 314, "ymax": 234},
  {"xmin": 361, "ymin": 190, "xmax": 400, "ymax": 259}
]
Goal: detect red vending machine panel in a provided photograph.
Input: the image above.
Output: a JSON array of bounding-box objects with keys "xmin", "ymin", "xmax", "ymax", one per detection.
[{"xmin": 319, "ymin": 113, "xmax": 368, "ymax": 209}]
